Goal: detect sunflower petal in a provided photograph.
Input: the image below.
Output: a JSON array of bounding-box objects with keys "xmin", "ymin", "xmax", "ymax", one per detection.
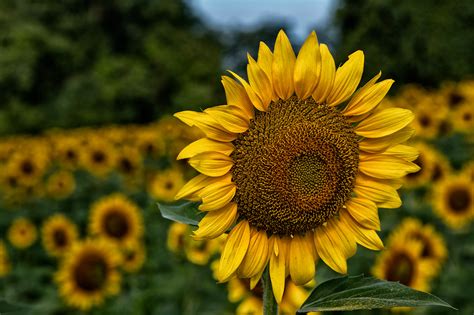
[
  {"xmin": 340, "ymin": 209, "xmax": 384, "ymax": 250},
  {"xmin": 312, "ymin": 44, "xmax": 335, "ymax": 103},
  {"xmin": 344, "ymin": 74, "xmax": 394, "ymax": 116},
  {"xmin": 188, "ymin": 152, "xmax": 233, "ymax": 177},
  {"xmin": 174, "ymin": 111, "xmax": 236, "ymax": 142},
  {"xmin": 382, "ymin": 144, "xmax": 419, "ymax": 162},
  {"xmin": 315, "ymin": 224, "xmax": 348, "ymax": 273},
  {"xmin": 218, "ymin": 220, "xmax": 251, "ymax": 282},
  {"xmin": 345, "ymin": 197, "xmax": 380, "ymax": 230},
  {"xmin": 272, "ymin": 30, "xmax": 296, "ymax": 100},
  {"xmin": 198, "ymin": 182, "xmax": 236, "ymax": 211},
  {"xmin": 294, "ymin": 31, "xmax": 321, "ymax": 100},
  {"xmin": 175, "ymin": 174, "xmax": 231, "ymax": 200},
  {"xmin": 229, "ymin": 70, "xmax": 266, "ymax": 112},
  {"xmin": 326, "ymin": 51, "xmax": 364, "ymax": 106},
  {"xmin": 247, "ymin": 54, "xmax": 273, "ymax": 110},
  {"xmin": 221, "ymin": 76, "xmax": 254, "ymax": 119},
  {"xmin": 270, "ymin": 236, "xmax": 288, "ymax": 303},
  {"xmin": 238, "ymin": 230, "xmax": 269, "ymax": 278},
  {"xmin": 193, "ymin": 203, "xmax": 238, "ymax": 240},
  {"xmin": 359, "ymin": 155, "xmax": 420, "ymax": 179},
  {"xmin": 177, "ymin": 138, "xmax": 234, "ymax": 160},
  {"xmin": 354, "ymin": 175, "xmax": 402, "ymax": 208},
  {"xmin": 330, "ymin": 218, "xmax": 357, "ymax": 258},
  {"xmin": 205, "ymin": 105, "xmax": 249, "ymax": 133},
  {"xmin": 359, "ymin": 127, "xmax": 415, "ymax": 152},
  {"xmin": 289, "ymin": 234, "xmax": 315, "ymax": 285},
  {"xmin": 355, "ymin": 108, "xmax": 414, "ymax": 138}
]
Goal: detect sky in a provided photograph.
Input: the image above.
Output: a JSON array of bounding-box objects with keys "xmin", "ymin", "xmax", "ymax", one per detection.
[{"xmin": 189, "ymin": 0, "xmax": 336, "ymax": 42}]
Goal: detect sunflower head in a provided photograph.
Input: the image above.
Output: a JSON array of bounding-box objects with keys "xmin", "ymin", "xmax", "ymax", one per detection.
[
  {"xmin": 46, "ymin": 170, "xmax": 76, "ymax": 199},
  {"xmin": 89, "ymin": 194, "xmax": 143, "ymax": 246},
  {"xmin": 175, "ymin": 30, "xmax": 418, "ymax": 302},
  {"xmin": 42, "ymin": 214, "xmax": 79, "ymax": 257},
  {"xmin": 121, "ymin": 240, "xmax": 146, "ymax": 273},
  {"xmin": 8, "ymin": 217, "xmax": 37, "ymax": 249},
  {"xmin": 149, "ymin": 168, "xmax": 186, "ymax": 202},
  {"xmin": 55, "ymin": 239, "xmax": 122, "ymax": 310},
  {"xmin": 80, "ymin": 137, "xmax": 117, "ymax": 177}
]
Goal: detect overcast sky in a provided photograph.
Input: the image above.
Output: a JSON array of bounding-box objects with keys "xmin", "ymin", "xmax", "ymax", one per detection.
[{"xmin": 189, "ymin": 0, "xmax": 336, "ymax": 42}]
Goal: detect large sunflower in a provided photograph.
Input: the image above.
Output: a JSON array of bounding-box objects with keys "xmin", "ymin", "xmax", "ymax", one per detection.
[
  {"xmin": 55, "ymin": 239, "xmax": 122, "ymax": 310},
  {"xmin": 89, "ymin": 193, "xmax": 144, "ymax": 246},
  {"xmin": 433, "ymin": 174, "xmax": 474, "ymax": 230},
  {"xmin": 42, "ymin": 214, "xmax": 79, "ymax": 257},
  {"xmin": 174, "ymin": 30, "xmax": 418, "ymax": 301}
]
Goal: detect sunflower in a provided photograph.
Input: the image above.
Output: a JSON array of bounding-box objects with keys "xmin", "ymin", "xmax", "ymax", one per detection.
[
  {"xmin": 46, "ymin": 170, "xmax": 76, "ymax": 199},
  {"xmin": 55, "ymin": 239, "xmax": 122, "ymax": 310},
  {"xmin": 89, "ymin": 193, "xmax": 143, "ymax": 246},
  {"xmin": 387, "ymin": 218, "xmax": 447, "ymax": 276},
  {"xmin": 52, "ymin": 135, "xmax": 82, "ymax": 170},
  {"xmin": 4, "ymin": 149, "xmax": 49, "ymax": 187},
  {"xmin": 121, "ymin": 240, "xmax": 146, "ymax": 273},
  {"xmin": 135, "ymin": 126, "xmax": 166, "ymax": 158},
  {"xmin": 433, "ymin": 174, "xmax": 474, "ymax": 230},
  {"xmin": 0, "ymin": 240, "xmax": 11, "ymax": 277},
  {"xmin": 411, "ymin": 102, "xmax": 444, "ymax": 139},
  {"xmin": 174, "ymin": 30, "xmax": 418, "ymax": 301},
  {"xmin": 451, "ymin": 103, "xmax": 474, "ymax": 133},
  {"xmin": 372, "ymin": 240, "xmax": 432, "ymax": 292},
  {"xmin": 167, "ymin": 222, "xmax": 224, "ymax": 265},
  {"xmin": 115, "ymin": 145, "xmax": 143, "ymax": 177},
  {"xmin": 42, "ymin": 214, "xmax": 79, "ymax": 257},
  {"xmin": 79, "ymin": 137, "xmax": 117, "ymax": 177},
  {"xmin": 148, "ymin": 168, "xmax": 186, "ymax": 202},
  {"xmin": 8, "ymin": 217, "xmax": 37, "ymax": 249},
  {"xmin": 403, "ymin": 143, "xmax": 439, "ymax": 189}
]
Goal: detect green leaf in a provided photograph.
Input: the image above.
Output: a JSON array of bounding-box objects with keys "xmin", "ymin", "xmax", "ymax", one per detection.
[
  {"xmin": 0, "ymin": 299, "xmax": 28, "ymax": 314},
  {"xmin": 297, "ymin": 275, "xmax": 455, "ymax": 313},
  {"xmin": 157, "ymin": 201, "xmax": 203, "ymax": 226}
]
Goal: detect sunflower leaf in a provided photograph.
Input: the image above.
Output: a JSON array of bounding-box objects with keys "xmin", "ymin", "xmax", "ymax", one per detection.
[
  {"xmin": 297, "ymin": 275, "xmax": 455, "ymax": 313},
  {"xmin": 0, "ymin": 299, "xmax": 29, "ymax": 314},
  {"xmin": 157, "ymin": 201, "xmax": 203, "ymax": 226}
]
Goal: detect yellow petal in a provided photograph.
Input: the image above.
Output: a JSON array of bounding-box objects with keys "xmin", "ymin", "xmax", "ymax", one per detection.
[
  {"xmin": 238, "ymin": 229, "xmax": 269, "ymax": 278},
  {"xmin": 175, "ymin": 174, "xmax": 231, "ymax": 200},
  {"xmin": 326, "ymin": 51, "xmax": 364, "ymax": 106},
  {"xmin": 193, "ymin": 203, "xmax": 238, "ymax": 240},
  {"xmin": 329, "ymin": 218, "xmax": 357, "ymax": 258},
  {"xmin": 188, "ymin": 152, "xmax": 233, "ymax": 177},
  {"xmin": 314, "ymin": 224, "xmax": 348, "ymax": 274},
  {"xmin": 354, "ymin": 176, "xmax": 401, "ymax": 208},
  {"xmin": 218, "ymin": 220, "xmax": 251, "ymax": 282},
  {"xmin": 250, "ymin": 268, "xmax": 265, "ymax": 290},
  {"xmin": 177, "ymin": 138, "xmax": 234, "ymax": 160},
  {"xmin": 345, "ymin": 197, "xmax": 380, "ymax": 231},
  {"xmin": 340, "ymin": 209, "xmax": 384, "ymax": 250},
  {"xmin": 359, "ymin": 127, "xmax": 415, "ymax": 153},
  {"xmin": 381, "ymin": 144, "xmax": 419, "ymax": 162},
  {"xmin": 355, "ymin": 108, "xmax": 414, "ymax": 138},
  {"xmin": 270, "ymin": 236, "xmax": 288, "ymax": 303},
  {"xmin": 247, "ymin": 54, "xmax": 272, "ymax": 110},
  {"xmin": 312, "ymin": 44, "xmax": 335, "ymax": 103},
  {"xmin": 221, "ymin": 76, "xmax": 254, "ymax": 119},
  {"xmin": 174, "ymin": 111, "xmax": 236, "ymax": 142},
  {"xmin": 359, "ymin": 155, "xmax": 420, "ymax": 179},
  {"xmin": 289, "ymin": 234, "xmax": 315, "ymax": 285},
  {"xmin": 272, "ymin": 30, "xmax": 296, "ymax": 100},
  {"xmin": 257, "ymin": 42, "xmax": 279, "ymax": 102},
  {"xmin": 344, "ymin": 74, "xmax": 394, "ymax": 116},
  {"xmin": 204, "ymin": 105, "xmax": 249, "ymax": 133},
  {"xmin": 294, "ymin": 31, "xmax": 321, "ymax": 100},
  {"xmin": 229, "ymin": 70, "xmax": 266, "ymax": 112},
  {"xmin": 198, "ymin": 182, "xmax": 236, "ymax": 211}
]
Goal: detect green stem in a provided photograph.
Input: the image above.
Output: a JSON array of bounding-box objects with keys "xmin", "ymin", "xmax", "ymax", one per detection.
[{"xmin": 262, "ymin": 267, "xmax": 278, "ymax": 315}]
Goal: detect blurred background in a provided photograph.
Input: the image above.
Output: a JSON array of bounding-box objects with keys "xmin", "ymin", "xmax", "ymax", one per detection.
[{"xmin": 0, "ymin": 0, "xmax": 472, "ymax": 314}]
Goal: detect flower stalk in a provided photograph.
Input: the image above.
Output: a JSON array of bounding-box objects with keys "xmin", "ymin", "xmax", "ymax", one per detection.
[{"xmin": 262, "ymin": 267, "xmax": 278, "ymax": 315}]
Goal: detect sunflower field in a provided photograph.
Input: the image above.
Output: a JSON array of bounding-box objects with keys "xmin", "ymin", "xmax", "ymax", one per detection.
[{"xmin": 0, "ymin": 1, "xmax": 473, "ymax": 315}]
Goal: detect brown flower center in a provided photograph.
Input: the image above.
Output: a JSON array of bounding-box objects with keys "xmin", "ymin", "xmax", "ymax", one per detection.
[
  {"xmin": 231, "ymin": 97, "xmax": 359, "ymax": 235},
  {"xmin": 103, "ymin": 210, "xmax": 130, "ymax": 239},
  {"xmin": 386, "ymin": 252, "xmax": 414, "ymax": 286},
  {"xmin": 74, "ymin": 253, "xmax": 108, "ymax": 292},
  {"xmin": 53, "ymin": 229, "xmax": 68, "ymax": 248},
  {"xmin": 447, "ymin": 186, "xmax": 471, "ymax": 214}
]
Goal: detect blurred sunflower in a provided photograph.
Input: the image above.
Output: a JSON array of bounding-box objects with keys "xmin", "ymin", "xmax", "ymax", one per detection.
[
  {"xmin": 403, "ymin": 143, "xmax": 439, "ymax": 189},
  {"xmin": 8, "ymin": 217, "xmax": 37, "ymax": 249},
  {"xmin": 42, "ymin": 214, "xmax": 79, "ymax": 257},
  {"xmin": 46, "ymin": 170, "xmax": 76, "ymax": 199},
  {"xmin": 55, "ymin": 239, "xmax": 122, "ymax": 310},
  {"xmin": 89, "ymin": 194, "xmax": 143, "ymax": 246},
  {"xmin": 430, "ymin": 151, "xmax": 453, "ymax": 184},
  {"xmin": 80, "ymin": 137, "xmax": 117, "ymax": 177},
  {"xmin": 5, "ymin": 150, "xmax": 49, "ymax": 187},
  {"xmin": 461, "ymin": 161, "xmax": 474, "ymax": 182},
  {"xmin": 387, "ymin": 218, "xmax": 447, "ymax": 276},
  {"xmin": 115, "ymin": 145, "xmax": 143, "ymax": 177},
  {"xmin": 372, "ymin": 240, "xmax": 432, "ymax": 293},
  {"xmin": 52, "ymin": 136, "xmax": 82, "ymax": 170},
  {"xmin": 167, "ymin": 222, "xmax": 224, "ymax": 265},
  {"xmin": 175, "ymin": 30, "xmax": 418, "ymax": 301},
  {"xmin": 411, "ymin": 104, "xmax": 444, "ymax": 139},
  {"xmin": 0, "ymin": 240, "xmax": 11, "ymax": 277},
  {"xmin": 433, "ymin": 175, "xmax": 474, "ymax": 230},
  {"xmin": 148, "ymin": 168, "xmax": 186, "ymax": 202},
  {"xmin": 121, "ymin": 240, "xmax": 146, "ymax": 273},
  {"xmin": 451, "ymin": 103, "xmax": 474, "ymax": 133},
  {"xmin": 135, "ymin": 126, "xmax": 165, "ymax": 158}
]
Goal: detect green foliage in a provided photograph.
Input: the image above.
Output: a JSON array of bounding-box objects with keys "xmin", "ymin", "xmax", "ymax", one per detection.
[
  {"xmin": 334, "ymin": 0, "xmax": 474, "ymax": 88},
  {"xmin": 0, "ymin": 0, "xmax": 224, "ymax": 135},
  {"xmin": 297, "ymin": 275, "xmax": 454, "ymax": 313},
  {"xmin": 157, "ymin": 201, "xmax": 202, "ymax": 226}
]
